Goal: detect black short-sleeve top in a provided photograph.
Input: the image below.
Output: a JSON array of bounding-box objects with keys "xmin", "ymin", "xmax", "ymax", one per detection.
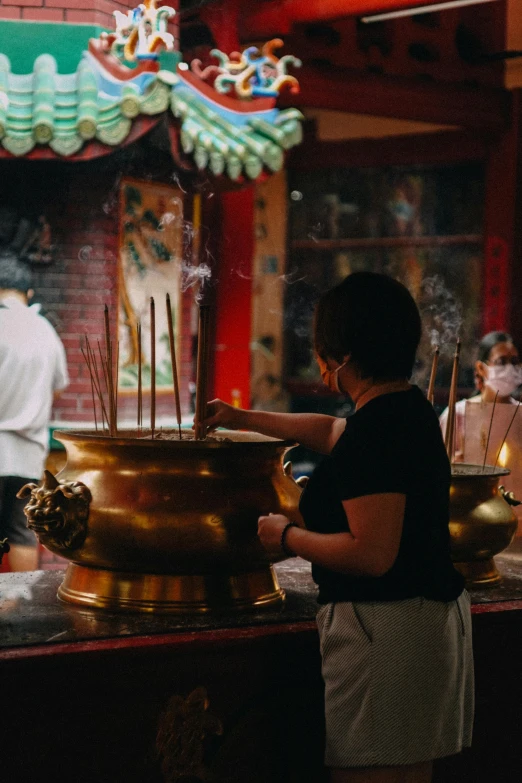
[{"xmin": 299, "ymin": 386, "xmax": 464, "ymax": 604}]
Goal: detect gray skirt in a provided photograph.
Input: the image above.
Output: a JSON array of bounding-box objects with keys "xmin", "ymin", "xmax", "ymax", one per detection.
[{"xmin": 316, "ymin": 592, "xmax": 474, "ymax": 768}]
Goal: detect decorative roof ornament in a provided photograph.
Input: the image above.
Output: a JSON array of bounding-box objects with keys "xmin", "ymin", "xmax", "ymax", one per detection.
[
  {"xmin": 85, "ymin": 0, "xmax": 178, "ymax": 111},
  {"xmin": 0, "ymin": 13, "xmax": 304, "ymax": 180},
  {"xmin": 101, "ymin": 0, "xmax": 176, "ymax": 63},
  {"xmin": 191, "ymin": 39, "xmax": 301, "ymax": 99}
]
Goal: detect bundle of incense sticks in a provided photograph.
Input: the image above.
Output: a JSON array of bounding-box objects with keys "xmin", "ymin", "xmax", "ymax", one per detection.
[
  {"xmin": 194, "ymin": 304, "xmax": 211, "ymax": 440},
  {"xmin": 427, "ymin": 347, "xmax": 439, "ymax": 405},
  {"xmin": 493, "ymin": 400, "xmax": 522, "ymax": 471},
  {"xmin": 482, "ymin": 391, "xmax": 498, "ymax": 471},
  {"xmin": 166, "ymin": 293, "xmax": 182, "ymax": 439},
  {"xmin": 81, "ymin": 335, "xmax": 108, "ymax": 431},
  {"xmin": 80, "ymin": 313, "xmax": 118, "ymax": 435},
  {"xmin": 444, "ymin": 340, "xmax": 461, "ymax": 462}
]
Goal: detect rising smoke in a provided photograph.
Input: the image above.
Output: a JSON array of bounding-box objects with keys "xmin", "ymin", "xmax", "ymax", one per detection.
[{"xmin": 419, "ymin": 275, "xmax": 463, "ymax": 353}]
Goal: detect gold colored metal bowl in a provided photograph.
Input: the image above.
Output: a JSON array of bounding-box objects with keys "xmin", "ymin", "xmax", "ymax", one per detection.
[
  {"xmin": 450, "ymin": 464, "xmax": 518, "ymax": 586},
  {"xmin": 20, "ymin": 429, "xmax": 303, "ymax": 613}
]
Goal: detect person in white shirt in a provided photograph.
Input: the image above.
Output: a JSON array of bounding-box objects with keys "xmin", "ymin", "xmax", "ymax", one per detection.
[
  {"xmin": 440, "ymin": 331, "xmax": 521, "ymax": 461},
  {"xmin": 0, "ymin": 251, "xmax": 69, "ymax": 571}
]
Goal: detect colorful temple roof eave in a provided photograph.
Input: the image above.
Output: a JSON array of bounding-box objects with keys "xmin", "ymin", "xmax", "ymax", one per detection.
[
  {"xmin": 0, "ymin": 116, "xmax": 164, "ymax": 162},
  {"xmin": 0, "ymin": 53, "xmax": 174, "ymax": 159},
  {"xmin": 170, "ymin": 74, "xmax": 303, "ymax": 181},
  {"xmin": 0, "ymin": 35, "xmax": 304, "ymax": 180}
]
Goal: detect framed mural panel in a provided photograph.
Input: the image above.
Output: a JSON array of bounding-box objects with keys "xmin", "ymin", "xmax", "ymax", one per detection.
[{"xmin": 118, "ymin": 178, "xmax": 183, "ymax": 392}]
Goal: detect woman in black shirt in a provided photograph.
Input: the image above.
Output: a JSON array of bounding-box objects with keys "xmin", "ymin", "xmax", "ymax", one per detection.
[{"xmin": 203, "ymin": 272, "xmax": 474, "ymax": 783}]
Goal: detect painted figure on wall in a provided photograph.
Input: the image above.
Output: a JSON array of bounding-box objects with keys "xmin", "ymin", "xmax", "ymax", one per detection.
[{"xmin": 118, "ymin": 180, "xmax": 183, "ymax": 390}]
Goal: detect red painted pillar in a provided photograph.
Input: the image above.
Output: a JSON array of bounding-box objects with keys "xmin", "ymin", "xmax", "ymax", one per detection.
[
  {"xmin": 483, "ymin": 90, "xmax": 522, "ymax": 338},
  {"xmin": 212, "ymin": 188, "xmax": 254, "ymax": 408},
  {"xmin": 194, "ymin": 2, "xmax": 253, "ymax": 408}
]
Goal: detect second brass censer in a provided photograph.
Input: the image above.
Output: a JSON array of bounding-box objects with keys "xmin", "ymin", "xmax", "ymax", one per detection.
[{"xmin": 449, "ymin": 464, "xmax": 518, "ymax": 586}]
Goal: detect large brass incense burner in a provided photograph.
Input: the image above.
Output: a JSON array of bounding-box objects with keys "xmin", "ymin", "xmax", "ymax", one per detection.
[
  {"xmin": 20, "ymin": 429, "xmax": 303, "ymax": 613},
  {"xmin": 449, "ymin": 464, "xmax": 519, "ymax": 586}
]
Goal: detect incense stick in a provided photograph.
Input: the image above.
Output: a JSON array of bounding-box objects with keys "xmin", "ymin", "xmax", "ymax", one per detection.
[
  {"xmin": 192, "ymin": 193, "xmax": 201, "ymax": 266},
  {"xmin": 427, "ymin": 347, "xmax": 439, "ymax": 405},
  {"xmin": 115, "ymin": 340, "xmax": 119, "ymax": 427},
  {"xmin": 137, "ymin": 321, "xmax": 142, "ymax": 430},
  {"xmin": 104, "ymin": 306, "xmax": 116, "ymax": 437},
  {"xmin": 444, "ymin": 339, "xmax": 461, "ymax": 462},
  {"xmin": 97, "ymin": 339, "xmax": 110, "ymax": 422},
  {"xmin": 166, "ymin": 293, "xmax": 182, "ymax": 439},
  {"xmin": 84, "ymin": 335, "xmax": 108, "ymax": 430},
  {"xmin": 87, "ymin": 337, "xmax": 108, "ymax": 431},
  {"xmin": 81, "ymin": 339, "xmax": 98, "ymax": 432},
  {"xmin": 482, "ymin": 391, "xmax": 499, "ymax": 471},
  {"xmin": 194, "ymin": 305, "xmax": 211, "ymax": 440},
  {"xmin": 108, "ymin": 339, "xmax": 117, "ymax": 436},
  {"xmin": 150, "ymin": 297, "xmax": 156, "ymax": 440},
  {"xmin": 493, "ymin": 401, "xmax": 521, "ymax": 471}
]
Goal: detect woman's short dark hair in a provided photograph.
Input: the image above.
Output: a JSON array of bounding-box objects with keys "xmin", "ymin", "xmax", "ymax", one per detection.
[
  {"xmin": 0, "ymin": 250, "xmax": 32, "ymax": 293},
  {"xmin": 314, "ymin": 272, "xmax": 421, "ymax": 380},
  {"xmin": 478, "ymin": 331, "xmax": 514, "ymax": 363}
]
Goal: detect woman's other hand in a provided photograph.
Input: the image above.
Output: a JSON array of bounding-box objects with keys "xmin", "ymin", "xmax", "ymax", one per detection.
[
  {"xmin": 258, "ymin": 513, "xmax": 290, "ymax": 558},
  {"xmin": 201, "ymin": 399, "xmax": 246, "ymax": 432}
]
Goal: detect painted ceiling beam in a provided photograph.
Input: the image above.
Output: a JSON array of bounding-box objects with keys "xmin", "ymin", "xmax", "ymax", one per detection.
[
  {"xmin": 241, "ymin": 0, "xmax": 465, "ymax": 38},
  {"xmin": 278, "ymin": 64, "xmax": 511, "ymax": 131}
]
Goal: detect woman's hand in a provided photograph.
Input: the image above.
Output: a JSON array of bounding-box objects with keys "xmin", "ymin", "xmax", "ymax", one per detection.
[
  {"xmin": 201, "ymin": 399, "xmax": 246, "ymax": 432},
  {"xmin": 258, "ymin": 513, "xmax": 291, "ymax": 557}
]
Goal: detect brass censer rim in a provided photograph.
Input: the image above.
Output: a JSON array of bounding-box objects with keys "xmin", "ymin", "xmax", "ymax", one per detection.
[
  {"xmin": 54, "ymin": 429, "xmax": 297, "ymax": 450},
  {"xmin": 451, "ymin": 463, "xmax": 510, "ymax": 479}
]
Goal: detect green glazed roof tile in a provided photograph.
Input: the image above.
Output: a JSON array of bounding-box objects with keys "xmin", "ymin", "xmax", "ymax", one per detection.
[
  {"xmin": 169, "ymin": 81, "xmax": 304, "ymax": 180},
  {"xmin": 0, "ymin": 52, "xmax": 170, "ymax": 157},
  {"xmin": 0, "ymin": 49, "xmax": 304, "ymax": 180}
]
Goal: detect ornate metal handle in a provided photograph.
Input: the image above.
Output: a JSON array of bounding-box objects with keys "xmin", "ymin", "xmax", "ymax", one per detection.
[
  {"xmin": 499, "ymin": 485, "xmax": 522, "ymax": 507},
  {"xmin": 17, "ymin": 470, "xmax": 91, "ymax": 550},
  {"xmin": 283, "ymin": 461, "xmax": 309, "ymax": 490}
]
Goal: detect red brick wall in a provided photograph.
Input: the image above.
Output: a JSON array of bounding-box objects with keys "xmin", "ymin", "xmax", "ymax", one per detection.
[
  {"xmin": 38, "ymin": 171, "xmax": 120, "ymax": 423},
  {"xmin": 0, "ymin": 162, "xmax": 193, "ymax": 427},
  {"xmin": 44, "ymin": 172, "xmax": 192, "ymax": 426},
  {"xmin": 0, "ymin": 0, "xmax": 180, "ymax": 41}
]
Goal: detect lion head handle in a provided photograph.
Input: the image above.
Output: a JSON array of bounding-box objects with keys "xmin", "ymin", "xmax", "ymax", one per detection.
[{"xmin": 17, "ymin": 470, "xmax": 91, "ymax": 551}]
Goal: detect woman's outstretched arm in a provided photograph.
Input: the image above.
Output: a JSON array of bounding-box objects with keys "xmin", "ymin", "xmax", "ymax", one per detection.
[
  {"xmin": 259, "ymin": 493, "xmax": 405, "ymax": 577},
  {"xmin": 202, "ymin": 399, "xmax": 346, "ymax": 455}
]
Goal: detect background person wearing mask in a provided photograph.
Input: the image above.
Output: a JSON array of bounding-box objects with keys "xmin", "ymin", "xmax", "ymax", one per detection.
[
  {"xmin": 440, "ymin": 331, "xmax": 521, "ymax": 461},
  {"xmin": 0, "ymin": 251, "xmax": 69, "ymax": 571}
]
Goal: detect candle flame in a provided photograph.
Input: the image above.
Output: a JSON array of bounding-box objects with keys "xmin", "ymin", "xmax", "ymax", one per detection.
[{"xmin": 499, "ymin": 442, "xmax": 509, "ymax": 468}]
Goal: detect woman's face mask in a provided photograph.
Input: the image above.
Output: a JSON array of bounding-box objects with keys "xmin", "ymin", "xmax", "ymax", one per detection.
[
  {"xmin": 317, "ymin": 356, "xmax": 347, "ymax": 394},
  {"xmin": 485, "ymin": 363, "xmax": 522, "ymax": 397}
]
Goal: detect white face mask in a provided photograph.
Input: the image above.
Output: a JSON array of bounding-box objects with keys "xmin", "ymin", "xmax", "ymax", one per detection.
[
  {"xmin": 317, "ymin": 357, "xmax": 348, "ymax": 394},
  {"xmin": 485, "ymin": 364, "xmax": 522, "ymax": 397}
]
